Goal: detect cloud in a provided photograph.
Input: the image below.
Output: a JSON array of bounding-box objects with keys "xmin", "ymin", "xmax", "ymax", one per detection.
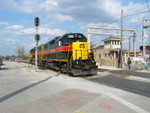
[
  {"xmin": 0, "ymin": 0, "xmax": 123, "ymax": 23},
  {"xmin": 39, "ymin": 28, "xmax": 66, "ymax": 35},
  {"xmin": 0, "ymin": 21, "xmax": 9, "ymax": 25},
  {"xmin": 5, "ymin": 25, "xmax": 24, "ymax": 30},
  {"xmin": 16, "ymin": 27, "xmax": 66, "ymax": 36},
  {"xmin": 26, "ymin": 43, "xmax": 36, "ymax": 49},
  {"xmin": 17, "ymin": 28, "xmax": 34, "ymax": 35},
  {"xmin": 100, "ymin": 0, "xmax": 122, "ymax": 17},
  {"xmin": 56, "ymin": 0, "xmax": 123, "ymax": 23},
  {"xmin": 0, "ymin": 0, "xmax": 149, "ymax": 24},
  {"xmin": 51, "ymin": 13, "xmax": 73, "ymax": 21},
  {"xmin": 5, "ymin": 38, "xmax": 19, "ymax": 45},
  {"xmin": 40, "ymin": 0, "xmax": 58, "ymax": 11}
]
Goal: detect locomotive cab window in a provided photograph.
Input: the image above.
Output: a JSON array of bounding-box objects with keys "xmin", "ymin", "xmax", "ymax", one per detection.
[{"xmin": 68, "ymin": 35, "xmax": 74, "ymax": 38}]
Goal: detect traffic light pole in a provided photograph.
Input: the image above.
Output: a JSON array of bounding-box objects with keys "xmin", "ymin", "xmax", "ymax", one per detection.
[
  {"xmin": 34, "ymin": 17, "xmax": 40, "ymax": 70},
  {"xmin": 35, "ymin": 43, "xmax": 38, "ymax": 68}
]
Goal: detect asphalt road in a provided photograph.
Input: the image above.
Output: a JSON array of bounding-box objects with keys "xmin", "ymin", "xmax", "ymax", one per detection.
[
  {"xmin": 86, "ymin": 70, "xmax": 150, "ymax": 98},
  {"xmin": 0, "ymin": 61, "xmax": 150, "ymax": 113}
]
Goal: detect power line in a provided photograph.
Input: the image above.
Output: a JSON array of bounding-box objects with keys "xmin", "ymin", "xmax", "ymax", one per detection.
[
  {"xmin": 108, "ymin": 18, "xmax": 120, "ymax": 24},
  {"xmin": 108, "ymin": 10, "xmax": 150, "ymax": 25},
  {"xmin": 124, "ymin": 10, "xmax": 150, "ymax": 17},
  {"xmin": 145, "ymin": 0, "xmax": 150, "ymax": 12}
]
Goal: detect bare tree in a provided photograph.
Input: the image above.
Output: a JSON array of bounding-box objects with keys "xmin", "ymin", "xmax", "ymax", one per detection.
[{"xmin": 16, "ymin": 46, "xmax": 25, "ymax": 58}]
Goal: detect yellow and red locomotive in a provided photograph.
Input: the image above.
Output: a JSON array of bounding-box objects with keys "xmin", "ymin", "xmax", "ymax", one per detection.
[{"xmin": 28, "ymin": 33, "xmax": 97, "ymax": 76}]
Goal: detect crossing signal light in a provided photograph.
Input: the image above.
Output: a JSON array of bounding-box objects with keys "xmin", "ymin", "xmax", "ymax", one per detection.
[
  {"xmin": 146, "ymin": 46, "xmax": 150, "ymax": 50},
  {"xmin": 140, "ymin": 46, "xmax": 143, "ymax": 51},
  {"xmin": 140, "ymin": 46, "xmax": 150, "ymax": 51},
  {"xmin": 34, "ymin": 17, "xmax": 40, "ymax": 27}
]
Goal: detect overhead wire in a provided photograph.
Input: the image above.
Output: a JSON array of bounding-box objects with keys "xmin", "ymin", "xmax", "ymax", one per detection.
[
  {"xmin": 145, "ymin": 0, "xmax": 150, "ymax": 12},
  {"xmin": 124, "ymin": 10, "xmax": 150, "ymax": 17},
  {"xmin": 106, "ymin": 0, "xmax": 150, "ymax": 25},
  {"xmin": 107, "ymin": 10, "xmax": 150, "ymax": 25}
]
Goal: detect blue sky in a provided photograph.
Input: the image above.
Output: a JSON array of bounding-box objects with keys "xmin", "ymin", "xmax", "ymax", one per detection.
[{"xmin": 0, "ymin": 0, "xmax": 150, "ymax": 56}]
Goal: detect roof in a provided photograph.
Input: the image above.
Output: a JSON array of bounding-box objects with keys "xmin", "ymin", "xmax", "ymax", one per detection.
[
  {"xmin": 110, "ymin": 48, "xmax": 128, "ymax": 52},
  {"xmin": 91, "ymin": 44, "xmax": 104, "ymax": 50},
  {"xmin": 102, "ymin": 36, "xmax": 123, "ymax": 42}
]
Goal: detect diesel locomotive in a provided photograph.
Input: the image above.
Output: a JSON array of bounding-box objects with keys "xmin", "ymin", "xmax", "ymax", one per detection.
[{"xmin": 28, "ymin": 33, "xmax": 97, "ymax": 76}]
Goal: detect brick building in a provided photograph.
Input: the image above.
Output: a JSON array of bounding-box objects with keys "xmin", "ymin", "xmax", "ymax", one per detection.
[{"xmin": 94, "ymin": 36, "xmax": 125, "ymax": 67}]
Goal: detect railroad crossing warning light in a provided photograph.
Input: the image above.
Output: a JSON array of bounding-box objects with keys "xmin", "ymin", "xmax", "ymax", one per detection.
[
  {"xmin": 140, "ymin": 46, "xmax": 143, "ymax": 51},
  {"xmin": 140, "ymin": 46, "xmax": 150, "ymax": 51},
  {"xmin": 34, "ymin": 17, "xmax": 40, "ymax": 27},
  {"xmin": 35, "ymin": 34, "xmax": 40, "ymax": 42},
  {"xmin": 146, "ymin": 46, "xmax": 150, "ymax": 50}
]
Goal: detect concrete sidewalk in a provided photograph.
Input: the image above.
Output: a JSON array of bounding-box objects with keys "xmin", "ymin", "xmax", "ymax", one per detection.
[
  {"xmin": 98, "ymin": 65, "xmax": 122, "ymax": 71},
  {"xmin": 97, "ymin": 64, "xmax": 150, "ymax": 73}
]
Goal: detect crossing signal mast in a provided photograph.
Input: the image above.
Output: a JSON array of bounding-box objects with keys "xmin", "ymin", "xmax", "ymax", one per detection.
[
  {"xmin": 142, "ymin": 18, "xmax": 150, "ymax": 59},
  {"xmin": 34, "ymin": 17, "xmax": 40, "ymax": 69}
]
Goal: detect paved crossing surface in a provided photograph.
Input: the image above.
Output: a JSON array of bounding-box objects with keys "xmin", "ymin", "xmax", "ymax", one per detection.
[
  {"xmin": 86, "ymin": 70, "xmax": 150, "ymax": 98},
  {"xmin": 0, "ymin": 61, "xmax": 150, "ymax": 113}
]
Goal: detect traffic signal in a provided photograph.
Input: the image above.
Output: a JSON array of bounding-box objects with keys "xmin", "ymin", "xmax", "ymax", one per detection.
[
  {"xmin": 140, "ymin": 46, "xmax": 150, "ymax": 51},
  {"xmin": 140, "ymin": 46, "xmax": 143, "ymax": 51},
  {"xmin": 35, "ymin": 34, "xmax": 40, "ymax": 42},
  {"xmin": 34, "ymin": 17, "xmax": 40, "ymax": 27}
]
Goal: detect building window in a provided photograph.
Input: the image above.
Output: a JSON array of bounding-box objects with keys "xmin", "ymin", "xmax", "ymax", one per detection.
[
  {"xmin": 108, "ymin": 53, "xmax": 110, "ymax": 57},
  {"xmin": 105, "ymin": 53, "xmax": 107, "ymax": 57},
  {"xmin": 99, "ymin": 54, "xmax": 101, "ymax": 59}
]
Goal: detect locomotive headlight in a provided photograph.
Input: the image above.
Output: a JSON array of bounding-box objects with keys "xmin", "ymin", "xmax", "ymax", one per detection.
[
  {"xmin": 76, "ymin": 61, "xmax": 79, "ymax": 64},
  {"xmin": 92, "ymin": 61, "xmax": 95, "ymax": 63}
]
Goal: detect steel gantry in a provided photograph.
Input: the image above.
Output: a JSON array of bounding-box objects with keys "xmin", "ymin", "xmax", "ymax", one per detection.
[{"xmin": 87, "ymin": 26, "xmax": 136, "ymax": 68}]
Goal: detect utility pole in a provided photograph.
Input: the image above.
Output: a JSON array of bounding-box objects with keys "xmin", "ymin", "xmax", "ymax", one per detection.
[
  {"xmin": 133, "ymin": 32, "xmax": 136, "ymax": 57},
  {"xmin": 120, "ymin": 9, "xmax": 123, "ymax": 68},
  {"xmin": 129, "ymin": 36, "xmax": 131, "ymax": 57},
  {"xmin": 142, "ymin": 18, "xmax": 150, "ymax": 60},
  {"xmin": 142, "ymin": 17, "xmax": 146, "ymax": 59},
  {"xmin": 34, "ymin": 17, "xmax": 40, "ymax": 69}
]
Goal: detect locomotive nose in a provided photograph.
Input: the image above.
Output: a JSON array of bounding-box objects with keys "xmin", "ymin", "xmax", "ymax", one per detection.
[{"xmin": 72, "ymin": 42, "xmax": 89, "ymax": 61}]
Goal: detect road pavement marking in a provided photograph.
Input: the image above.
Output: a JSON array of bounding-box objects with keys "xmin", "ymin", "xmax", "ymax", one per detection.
[
  {"xmin": 108, "ymin": 74, "xmax": 128, "ymax": 78},
  {"xmin": 75, "ymin": 110, "xmax": 86, "ymax": 113},
  {"xmin": 99, "ymin": 101, "xmax": 116, "ymax": 110},
  {"xmin": 107, "ymin": 73, "xmax": 150, "ymax": 84},
  {"xmin": 126, "ymin": 76, "xmax": 150, "ymax": 83},
  {"xmin": 106, "ymin": 93, "xmax": 149, "ymax": 113}
]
